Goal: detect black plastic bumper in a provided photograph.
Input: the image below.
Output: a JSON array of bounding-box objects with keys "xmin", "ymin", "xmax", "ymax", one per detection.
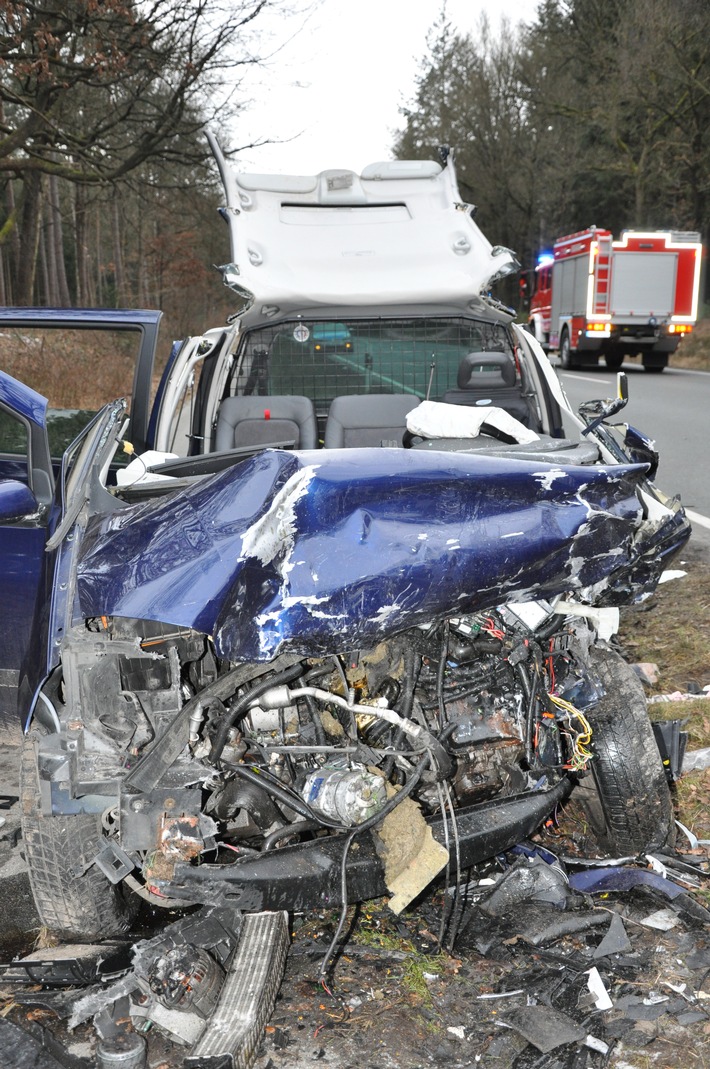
[{"xmin": 160, "ymin": 777, "xmax": 575, "ymax": 911}]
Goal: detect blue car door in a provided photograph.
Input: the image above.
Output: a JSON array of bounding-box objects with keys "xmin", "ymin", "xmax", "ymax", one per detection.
[{"xmin": 0, "ymin": 373, "xmax": 54, "ymax": 720}]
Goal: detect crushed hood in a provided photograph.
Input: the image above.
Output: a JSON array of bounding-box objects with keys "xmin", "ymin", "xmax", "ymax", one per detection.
[{"xmin": 76, "ymin": 449, "xmax": 681, "ymax": 663}]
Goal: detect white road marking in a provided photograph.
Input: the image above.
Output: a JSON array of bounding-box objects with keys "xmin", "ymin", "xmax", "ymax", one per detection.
[
  {"xmin": 560, "ymin": 373, "xmax": 612, "ymax": 385},
  {"xmin": 685, "ymin": 509, "xmax": 710, "ymax": 531}
]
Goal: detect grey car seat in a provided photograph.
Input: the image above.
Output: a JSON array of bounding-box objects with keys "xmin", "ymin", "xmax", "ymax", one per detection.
[
  {"xmin": 214, "ymin": 395, "xmax": 318, "ymax": 451},
  {"xmin": 442, "ymin": 353, "xmax": 534, "ymax": 427},
  {"xmin": 324, "ymin": 394, "xmax": 421, "ymax": 448}
]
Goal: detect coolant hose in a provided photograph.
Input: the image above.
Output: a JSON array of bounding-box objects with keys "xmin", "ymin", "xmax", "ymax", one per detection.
[{"xmin": 209, "ymin": 663, "xmax": 304, "ymax": 766}]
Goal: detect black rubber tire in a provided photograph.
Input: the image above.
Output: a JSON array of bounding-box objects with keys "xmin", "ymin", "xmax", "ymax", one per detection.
[
  {"xmin": 604, "ymin": 351, "xmax": 624, "ymax": 371},
  {"xmin": 642, "ymin": 354, "xmax": 667, "ymax": 374},
  {"xmin": 574, "ymin": 647, "xmax": 675, "ymax": 856},
  {"xmin": 20, "ymin": 729, "xmax": 135, "ymax": 940},
  {"xmin": 559, "ymin": 330, "xmax": 575, "ymax": 370}
]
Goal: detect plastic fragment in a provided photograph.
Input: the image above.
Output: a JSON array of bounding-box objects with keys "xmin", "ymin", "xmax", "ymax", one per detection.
[
  {"xmin": 514, "ymin": 905, "xmax": 608, "ymax": 946},
  {"xmin": 568, "ymin": 865, "xmax": 686, "ymax": 899},
  {"xmin": 639, "ymin": 908, "xmax": 679, "ymax": 931},
  {"xmin": 658, "ymin": 569, "xmax": 687, "ymax": 584},
  {"xmin": 662, "ymin": 981, "xmax": 692, "ymax": 1000},
  {"xmin": 645, "ymin": 854, "xmax": 668, "ymax": 878},
  {"xmin": 592, "ymin": 912, "xmax": 632, "ymax": 959},
  {"xmin": 479, "ymin": 857, "xmax": 570, "ymax": 916},
  {"xmin": 585, "ymin": 1034, "xmax": 610, "ymax": 1054},
  {"xmin": 675, "ymin": 819, "xmax": 700, "ymax": 848},
  {"xmin": 500, "ymin": 1005, "xmax": 586, "ymax": 1053},
  {"xmin": 586, "ymin": 967, "xmax": 613, "ymax": 1010}
]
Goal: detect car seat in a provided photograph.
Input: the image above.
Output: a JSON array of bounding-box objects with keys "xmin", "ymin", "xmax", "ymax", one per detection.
[
  {"xmin": 214, "ymin": 395, "xmax": 318, "ymax": 451},
  {"xmin": 323, "ymin": 394, "xmax": 421, "ymax": 448},
  {"xmin": 442, "ymin": 353, "xmax": 533, "ymax": 427}
]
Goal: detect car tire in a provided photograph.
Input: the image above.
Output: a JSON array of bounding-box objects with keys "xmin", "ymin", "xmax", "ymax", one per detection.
[
  {"xmin": 20, "ymin": 728, "xmax": 136, "ymax": 940},
  {"xmin": 643, "ymin": 365, "xmax": 665, "ymax": 374},
  {"xmin": 559, "ymin": 330, "xmax": 574, "ymax": 370},
  {"xmin": 573, "ymin": 647, "xmax": 675, "ymax": 856}
]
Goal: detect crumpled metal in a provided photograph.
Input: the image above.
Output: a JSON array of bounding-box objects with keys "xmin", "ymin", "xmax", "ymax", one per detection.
[{"xmin": 77, "ymin": 447, "xmax": 672, "ymax": 663}]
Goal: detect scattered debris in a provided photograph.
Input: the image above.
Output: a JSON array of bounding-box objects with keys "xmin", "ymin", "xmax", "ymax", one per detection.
[
  {"xmin": 586, "ymin": 966, "xmax": 613, "ymax": 1010},
  {"xmin": 500, "ymin": 1004, "xmax": 586, "ymax": 1053},
  {"xmin": 649, "ymin": 685, "xmax": 710, "ymax": 704},
  {"xmin": 3, "ymin": 836, "xmax": 710, "ymax": 1067},
  {"xmin": 640, "ymin": 908, "xmax": 681, "ymax": 931},
  {"xmin": 633, "ymin": 661, "xmax": 660, "ymax": 685},
  {"xmin": 592, "ymin": 912, "xmax": 632, "ymax": 958}
]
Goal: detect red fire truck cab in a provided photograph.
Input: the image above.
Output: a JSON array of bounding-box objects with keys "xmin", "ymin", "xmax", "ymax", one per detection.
[{"xmin": 528, "ymin": 227, "xmax": 702, "ymax": 373}]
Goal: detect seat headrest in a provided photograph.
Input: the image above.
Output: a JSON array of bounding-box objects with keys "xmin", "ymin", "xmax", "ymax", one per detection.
[{"xmin": 456, "ymin": 352, "xmax": 516, "ymax": 390}]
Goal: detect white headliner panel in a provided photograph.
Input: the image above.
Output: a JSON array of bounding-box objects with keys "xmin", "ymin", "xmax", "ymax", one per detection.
[{"xmin": 208, "ymin": 136, "xmax": 518, "ymax": 316}]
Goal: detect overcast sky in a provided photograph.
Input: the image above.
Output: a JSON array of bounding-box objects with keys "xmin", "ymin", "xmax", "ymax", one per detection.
[{"xmin": 232, "ymin": 0, "xmax": 540, "ymax": 176}]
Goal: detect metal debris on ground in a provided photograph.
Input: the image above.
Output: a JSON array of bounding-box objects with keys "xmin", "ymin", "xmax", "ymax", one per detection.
[{"xmin": 3, "ymin": 842, "xmax": 710, "ymax": 1067}]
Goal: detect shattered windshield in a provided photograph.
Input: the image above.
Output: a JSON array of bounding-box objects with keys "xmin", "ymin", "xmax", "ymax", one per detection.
[{"xmin": 228, "ymin": 317, "xmax": 515, "ymax": 415}]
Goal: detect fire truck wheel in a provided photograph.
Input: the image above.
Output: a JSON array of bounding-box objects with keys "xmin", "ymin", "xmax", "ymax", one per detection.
[
  {"xmin": 559, "ymin": 330, "xmax": 574, "ymax": 369},
  {"xmin": 604, "ymin": 351, "xmax": 624, "ymax": 370}
]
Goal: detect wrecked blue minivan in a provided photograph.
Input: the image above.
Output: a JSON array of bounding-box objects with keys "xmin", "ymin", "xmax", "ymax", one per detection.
[{"xmin": 0, "ymin": 149, "xmax": 689, "ymax": 941}]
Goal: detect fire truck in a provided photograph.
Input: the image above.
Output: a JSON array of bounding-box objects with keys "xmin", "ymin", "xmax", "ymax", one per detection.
[{"xmin": 528, "ymin": 227, "xmax": 703, "ymax": 372}]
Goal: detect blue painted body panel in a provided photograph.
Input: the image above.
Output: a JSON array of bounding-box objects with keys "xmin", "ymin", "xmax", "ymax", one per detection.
[
  {"xmin": 77, "ymin": 448, "xmax": 653, "ymax": 663},
  {"xmin": 0, "ymin": 524, "xmax": 46, "ymax": 680},
  {"xmin": 0, "ymin": 369, "xmax": 48, "ymax": 428},
  {"xmin": 0, "ymin": 374, "xmax": 51, "ymax": 700},
  {"xmin": 0, "ymin": 307, "xmax": 162, "ymax": 329}
]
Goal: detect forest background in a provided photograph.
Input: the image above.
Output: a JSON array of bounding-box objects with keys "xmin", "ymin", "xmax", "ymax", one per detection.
[{"xmin": 1, "ymin": 0, "xmax": 709, "ymax": 351}]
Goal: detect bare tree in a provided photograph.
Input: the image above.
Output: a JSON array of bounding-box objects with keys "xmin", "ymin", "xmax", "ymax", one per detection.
[{"xmin": 0, "ymin": 0, "xmax": 282, "ymax": 302}]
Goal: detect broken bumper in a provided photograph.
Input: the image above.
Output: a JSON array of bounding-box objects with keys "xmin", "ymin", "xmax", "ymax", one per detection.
[{"xmin": 155, "ymin": 778, "xmax": 575, "ymax": 910}]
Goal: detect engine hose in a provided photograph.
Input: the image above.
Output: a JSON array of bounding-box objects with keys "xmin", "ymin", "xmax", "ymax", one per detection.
[
  {"xmin": 209, "ymin": 663, "xmax": 304, "ymax": 766},
  {"xmin": 286, "ymin": 685, "xmax": 453, "ymax": 779},
  {"xmin": 304, "ymin": 693, "xmax": 327, "ymax": 746},
  {"xmin": 516, "ymin": 654, "xmax": 542, "ymax": 766},
  {"xmin": 534, "ymin": 613, "xmax": 566, "ymax": 641},
  {"xmin": 383, "ymin": 645, "xmax": 420, "ymax": 779},
  {"xmin": 124, "ymin": 873, "xmax": 187, "ymax": 910},
  {"xmin": 262, "ymin": 818, "xmax": 323, "ymax": 851},
  {"xmin": 436, "ymin": 621, "xmax": 449, "ymax": 729}
]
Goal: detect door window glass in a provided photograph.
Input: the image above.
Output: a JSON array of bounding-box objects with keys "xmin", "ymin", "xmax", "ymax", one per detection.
[
  {"xmin": 0, "ymin": 406, "xmax": 29, "ymax": 481},
  {"xmin": 0, "ymin": 327, "xmax": 140, "ymax": 456}
]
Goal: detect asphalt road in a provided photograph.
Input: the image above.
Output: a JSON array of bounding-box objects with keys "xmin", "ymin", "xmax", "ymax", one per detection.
[{"xmin": 554, "ymin": 359, "xmax": 710, "ymax": 524}]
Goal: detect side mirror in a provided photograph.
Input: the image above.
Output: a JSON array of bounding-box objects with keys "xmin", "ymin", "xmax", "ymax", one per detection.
[
  {"xmin": 0, "ymin": 479, "xmax": 39, "ymax": 523},
  {"xmin": 580, "ymin": 371, "xmax": 630, "ymax": 436}
]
